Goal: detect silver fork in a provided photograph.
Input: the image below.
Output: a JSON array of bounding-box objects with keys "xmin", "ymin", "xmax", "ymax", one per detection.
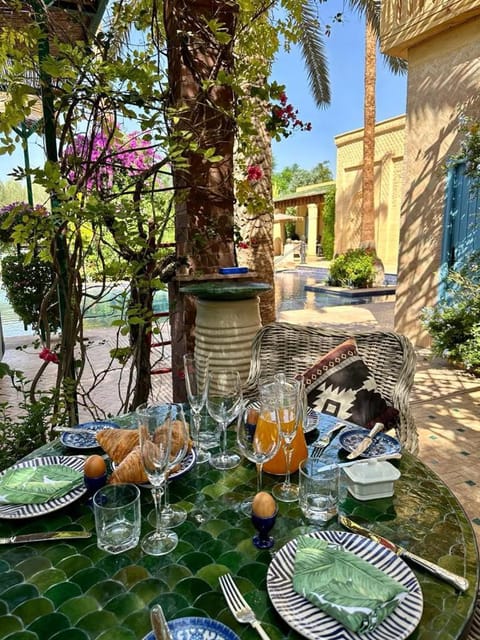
[
  {"xmin": 311, "ymin": 422, "xmax": 345, "ymax": 458},
  {"xmin": 219, "ymin": 573, "xmax": 271, "ymax": 640}
]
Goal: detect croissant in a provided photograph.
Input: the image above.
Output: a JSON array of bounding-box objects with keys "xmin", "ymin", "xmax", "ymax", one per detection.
[
  {"xmin": 108, "ymin": 446, "xmax": 148, "ymax": 484},
  {"xmin": 95, "ymin": 429, "xmax": 139, "ymax": 464}
]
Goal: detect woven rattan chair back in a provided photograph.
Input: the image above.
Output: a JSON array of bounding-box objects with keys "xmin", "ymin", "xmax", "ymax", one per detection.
[{"xmin": 243, "ymin": 321, "xmax": 418, "ymax": 454}]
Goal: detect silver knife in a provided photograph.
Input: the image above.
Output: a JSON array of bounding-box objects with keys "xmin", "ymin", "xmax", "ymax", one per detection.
[
  {"xmin": 52, "ymin": 426, "xmax": 100, "ymax": 434},
  {"xmin": 0, "ymin": 531, "xmax": 92, "ymax": 544},
  {"xmin": 339, "ymin": 515, "xmax": 469, "ymax": 592},
  {"xmin": 347, "ymin": 422, "xmax": 384, "ymax": 459}
]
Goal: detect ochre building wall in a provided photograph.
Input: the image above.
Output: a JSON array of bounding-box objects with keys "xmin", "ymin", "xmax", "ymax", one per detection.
[
  {"xmin": 390, "ymin": 16, "xmax": 480, "ymax": 346},
  {"xmin": 334, "ymin": 115, "xmax": 406, "ymax": 274}
]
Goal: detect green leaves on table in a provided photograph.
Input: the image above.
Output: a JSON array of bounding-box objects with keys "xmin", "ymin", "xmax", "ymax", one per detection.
[
  {"xmin": 292, "ymin": 534, "xmax": 408, "ymax": 633},
  {"xmin": 0, "ymin": 465, "xmax": 82, "ymax": 504}
]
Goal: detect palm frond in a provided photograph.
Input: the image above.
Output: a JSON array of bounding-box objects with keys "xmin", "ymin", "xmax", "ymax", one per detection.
[
  {"xmin": 382, "ymin": 53, "xmax": 408, "ymax": 75},
  {"xmin": 298, "ymin": 0, "xmax": 330, "ymax": 107},
  {"xmin": 346, "ymin": 0, "xmax": 407, "ymax": 75},
  {"xmin": 346, "ymin": 0, "xmax": 381, "ymax": 33}
]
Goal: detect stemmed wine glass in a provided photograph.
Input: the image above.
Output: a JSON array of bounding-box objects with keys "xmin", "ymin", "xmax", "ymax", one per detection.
[
  {"xmin": 183, "ymin": 353, "xmax": 210, "ymax": 464},
  {"xmin": 159, "ymin": 403, "xmax": 188, "ymax": 528},
  {"xmin": 272, "ymin": 377, "xmax": 306, "ymax": 503},
  {"xmin": 136, "ymin": 403, "xmax": 178, "ymax": 556},
  {"xmin": 237, "ymin": 403, "xmax": 282, "ymax": 515},
  {"xmin": 206, "ymin": 369, "xmax": 243, "ymax": 470}
]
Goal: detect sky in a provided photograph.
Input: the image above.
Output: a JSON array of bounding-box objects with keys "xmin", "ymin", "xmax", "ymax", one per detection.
[
  {"xmin": 271, "ymin": 1, "xmax": 407, "ymax": 176},
  {"xmin": 0, "ymin": 1, "xmax": 407, "ymax": 183}
]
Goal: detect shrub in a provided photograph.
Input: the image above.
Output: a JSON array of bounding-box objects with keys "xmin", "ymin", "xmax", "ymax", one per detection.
[
  {"xmin": 322, "ymin": 185, "xmax": 335, "ymax": 259},
  {"xmin": 1, "ymin": 254, "xmax": 60, "ymax": 333},
  {"xmin": 328, "ymin": 247, "xmax": 376, "ymax": 288},
  {"xmin": 0, "ymin": 364, "xmax": 59, "ymax": 471},
  {"xmin": 421, "ymin": 253, "xmax": 480, "ymax": 372}
]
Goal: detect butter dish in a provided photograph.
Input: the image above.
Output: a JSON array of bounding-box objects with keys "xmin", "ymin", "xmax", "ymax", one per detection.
[{"xmin": 343, "ymin": 459, "xmax": 400, "ymax": 500}]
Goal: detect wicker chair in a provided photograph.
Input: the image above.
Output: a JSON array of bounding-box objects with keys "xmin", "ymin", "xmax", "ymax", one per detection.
[{"xmin": 243, "ymin": 321, "xmax": 418, "ymax": 454}]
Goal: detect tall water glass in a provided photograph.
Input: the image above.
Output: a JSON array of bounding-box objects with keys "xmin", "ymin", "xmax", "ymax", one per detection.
[
  {"xmin": 183, "ymin": 353, "xmax": 210, "ymax": 464},
  {"xmin": 237, "ymin": 404, "xmax": 282, "ymax": 515},
  {"xmin": 136, "ymin": 403, "xmax": 178, "ymax": 556},
  {"xmin": 206, "ymin": 369, "xmax": 243, "ymax": 470},
  {"xmin": 159, "ymin": 403, "xmax": 188, "ymax": 528}
]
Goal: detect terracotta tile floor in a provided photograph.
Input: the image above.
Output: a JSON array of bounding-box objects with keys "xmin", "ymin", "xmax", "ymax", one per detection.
[{"xmin": 412, "ymin": 349, "xmax": 480, "ymax": 548}]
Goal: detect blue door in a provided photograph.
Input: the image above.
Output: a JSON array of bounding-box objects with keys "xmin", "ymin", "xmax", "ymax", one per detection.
[{"xmin": 441, "ymin": 162, "xmax": 480, "ymax": 286}]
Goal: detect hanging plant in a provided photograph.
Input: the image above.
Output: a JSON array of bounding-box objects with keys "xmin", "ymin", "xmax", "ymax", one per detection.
[{"xmin": 0, "ymin": 202, "xmax": 49, "ymax": 246}]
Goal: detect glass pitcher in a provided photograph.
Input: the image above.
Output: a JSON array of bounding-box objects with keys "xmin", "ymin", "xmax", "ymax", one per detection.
[{"xmin": 260, "ymin": 374, "xmax": 308, "ymax": 476}]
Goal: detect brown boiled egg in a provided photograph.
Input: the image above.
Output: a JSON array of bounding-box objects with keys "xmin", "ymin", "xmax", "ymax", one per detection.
[
  {"xmin": 84, "ymin": 454, "xmax": 107, "ymax": 479},
  {"xmin": 252, "ymin": 491, "xmax": 277, "ymax": 517}
]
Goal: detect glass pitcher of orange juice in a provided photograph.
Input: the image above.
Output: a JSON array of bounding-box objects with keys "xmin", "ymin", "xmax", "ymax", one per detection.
[{"xmin": 260, "ymin": 374, "xmax": 308, "ymax": 476}]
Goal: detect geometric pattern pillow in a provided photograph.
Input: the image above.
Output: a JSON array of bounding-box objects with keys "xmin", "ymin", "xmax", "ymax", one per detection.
[{"xmin": 299, "ymin": 338, "xmax": 399, "ymax": 430}]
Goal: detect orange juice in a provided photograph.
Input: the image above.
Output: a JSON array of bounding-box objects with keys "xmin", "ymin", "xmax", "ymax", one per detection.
[{"xmin": 259, "ymin": 410, "xmax": 308, "ymax": 476}]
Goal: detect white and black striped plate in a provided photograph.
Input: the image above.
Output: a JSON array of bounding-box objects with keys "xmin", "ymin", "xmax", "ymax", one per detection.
[
  {"xmin": 267, "ymin": 530, "xmax": 423, "ymax": 640},
  {"xmin": 0, "ymin": 455, "xmax": 87, "ymax": 520}
]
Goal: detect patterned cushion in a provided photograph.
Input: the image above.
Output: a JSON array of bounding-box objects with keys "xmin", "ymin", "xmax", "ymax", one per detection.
[{"xmin": 300, "ymin": 338, "xmax": 399, "ymax": 429}]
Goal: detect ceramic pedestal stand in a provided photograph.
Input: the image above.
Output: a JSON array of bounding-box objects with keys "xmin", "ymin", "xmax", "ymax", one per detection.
[{"xmin": 180, "ymin": 281, "xmax": 271, "ymax": 384}]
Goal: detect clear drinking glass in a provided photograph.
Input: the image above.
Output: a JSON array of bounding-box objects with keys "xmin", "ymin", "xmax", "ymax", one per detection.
[
  {"xmin": 183, "ymin": 353, "xmax": 210, "ymax": 464},
  {"xmin": 272, "ymin": 377, "xmax": 306, "ymax": 502},
  {"xmin": 159, "ymin": 403, "xmax": 188, "ymax": 528},
  {"xmin": 237, "ymin": 404, "xmax": 282, "ymax": 515},
  {"xmin": 206, "ymin": 369, "xmax": 243, "ymax": 470},
  {"xmin": 136, "ymin": 403, "xmax": 178, "ymax": 556}
]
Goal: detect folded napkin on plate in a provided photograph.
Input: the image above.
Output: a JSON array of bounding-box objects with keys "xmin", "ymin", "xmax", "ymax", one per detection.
[
  {"xmin": 0, "ymin": 465, "xmax": 83, "ymax": 504},
  {"xmin": 292, "ymin": 535, "xmax": 408, "ymax": 634}
]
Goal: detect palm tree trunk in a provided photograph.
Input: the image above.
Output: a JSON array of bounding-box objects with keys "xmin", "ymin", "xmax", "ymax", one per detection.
[
  {"xmin": 163, "ymin": 0, "xmax": 239, "ymax": 400},
  {"xmin": 235, "ymin": 121, "xmax": 276, "ymax": 325},
  {"xmin": 360, "ymin": 17, "xmax": 376, "ymax": 247}
]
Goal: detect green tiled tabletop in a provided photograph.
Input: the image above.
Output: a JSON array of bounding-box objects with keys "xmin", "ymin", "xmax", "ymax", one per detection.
[{"xmin": 0, "ymin": 414, "xmax": 478, "ymax": 640}]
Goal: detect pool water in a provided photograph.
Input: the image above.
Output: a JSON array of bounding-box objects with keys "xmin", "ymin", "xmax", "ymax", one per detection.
[
  {"xmin": 274, "ymin": 268, "xmax": 389, "ymax": 314},
  {"xmin": 0, "ymin": 269, "xmax": 390, "ymax": 338},
  {"xmin": 0, "ymin": 284, "xmax": 169, "ymax": 338}
]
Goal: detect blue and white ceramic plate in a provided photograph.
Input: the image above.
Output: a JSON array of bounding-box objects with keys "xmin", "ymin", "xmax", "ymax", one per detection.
[
  {"xmin": 339, "ymin": 427, "xmax": 401, "ymax": 458},
  {"xmin": 0, "ymin": 455, "xmax": 87, "ymax": 520},
  {"xmin": 118, "ymin": 448, "xmax": 197, "ymax": 488},
  {"xmin": 60, "ymin": 420, "xmax": 120, "ymax": 450},
  {"xmin": 267, "ymin": 531, "xmax": 423, "ymax": 640},
  {"xmin": 143, "ymin": 616, "xmax": 240, "ymax": 640},
  {"xmin": 303, "ymin": 407, "xmax": 320, "ymax": 433}
]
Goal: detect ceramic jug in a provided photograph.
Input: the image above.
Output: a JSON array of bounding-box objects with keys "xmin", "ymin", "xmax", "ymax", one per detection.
[{"xmin": 260, "ymin": 374, "xmax": 308, "ymax": 475}]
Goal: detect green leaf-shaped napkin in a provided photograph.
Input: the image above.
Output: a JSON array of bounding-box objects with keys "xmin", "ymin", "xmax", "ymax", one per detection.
[
  {"xmin": 292, "ymin": 535, "xmax": 408, "ymax": 634},
  {"xmin": 0, "ymin": 465, "xmax": 83, "ymax": 504}
]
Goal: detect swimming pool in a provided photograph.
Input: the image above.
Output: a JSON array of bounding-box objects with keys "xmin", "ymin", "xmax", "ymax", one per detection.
[
  {"xmin": 274, "ymin": 268, "xmax": 393, "ymax": 314},
  {"xmin": 0, "ymin": 268, "xmax": 392, "ymax": 338}
]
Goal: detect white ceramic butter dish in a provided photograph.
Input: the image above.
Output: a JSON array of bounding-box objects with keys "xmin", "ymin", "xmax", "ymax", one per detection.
[{"xmin": 343, "ymin": 459, "xmax": 401, "ymax": 500}]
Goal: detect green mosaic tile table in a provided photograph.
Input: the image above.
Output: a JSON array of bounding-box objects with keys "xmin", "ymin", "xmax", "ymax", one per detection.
[{"xmin": 0, "ymin": 415, "xmax": 478, "ymax": 640}]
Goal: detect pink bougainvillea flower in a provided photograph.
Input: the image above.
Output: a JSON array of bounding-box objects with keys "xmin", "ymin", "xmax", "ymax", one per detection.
[
  {"xmin": 237, "ymin": 241, "xmax": 249, "ymax": 249},
  {"xmin": 39, "ymin": 347, "xmax": 59, "ymax": 364},
  {"xmin": 247, "ymin": 165, "xmax": 264, "ymax": 182}
]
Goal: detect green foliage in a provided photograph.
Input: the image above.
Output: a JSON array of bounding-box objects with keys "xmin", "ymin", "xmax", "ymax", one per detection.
[
  {"xmin": 0, "ymin": 363, "xmax": 57, "ymax": 471},
  {"xmin": 1, "ymin": 254, "xmax": 60, "ymax": 332},
  {"xmin": 422, "ymin": 254, "xmax": 480, "ymax": 372},
  {"xmin": 322, "ymin": 185, "xmax": 335, "ymax": 259},
  {"xmin": 328, "ymin": 247, "xmax": 376, "ymax": 288},
  {"xmin": 272, "ymin": 162, "xmax": 333, "ymax": 196},
  {"xmin": 0, "ymin": 397, "xmax": 56, "ymax": 471}
]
